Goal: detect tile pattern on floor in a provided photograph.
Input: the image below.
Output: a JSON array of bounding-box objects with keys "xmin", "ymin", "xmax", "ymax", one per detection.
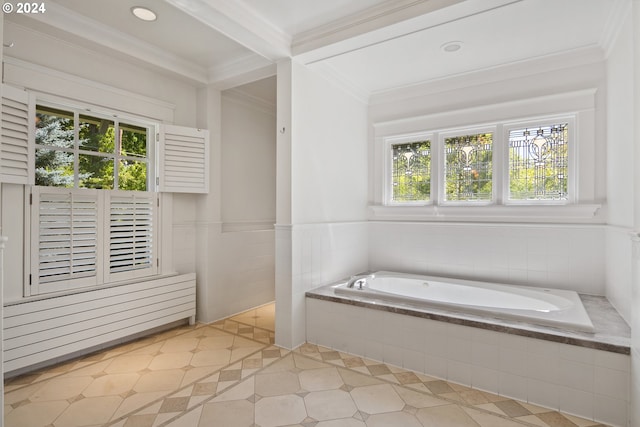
[{"xmin": 4, "ymin": 302, "xmax": 609, "ymax": 427}]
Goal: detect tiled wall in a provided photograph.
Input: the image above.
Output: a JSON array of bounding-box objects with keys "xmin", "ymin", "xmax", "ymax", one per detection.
[
  {"xmin": 605, "ymin": 227, "xmax": 633, "ymax": 324},
  {"xmin": 276, "ymin": 222, "xmax": 369, "ymax": 349},
  {"xmin": 306, "ymin": 298, "xmax": 630, "ymax": 427},
  {"xmin": 369, "ymin": 222, "xmax": 606, "ymax": 295}
]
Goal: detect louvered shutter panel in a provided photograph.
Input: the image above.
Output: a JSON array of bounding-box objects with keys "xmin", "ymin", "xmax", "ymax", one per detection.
[
  {"xmin": 108, "ymin": 191, "xmax": 157, "ymax": 280},
  {"xmin": 31, "ymin": 187, "xmax": 99, "ymax": 294},
  {"xmin": 1, "ymin": 85, "xmax": 34, "ymax": 184},
  {"xmin": 158, "ymin": 125, "xmax": 209, "ymax": 193}
]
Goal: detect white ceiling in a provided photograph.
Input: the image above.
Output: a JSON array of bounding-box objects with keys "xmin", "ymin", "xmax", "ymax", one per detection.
[{"xmin": 2, "ymin": 0, "xmax": 623, "ymax": 100}]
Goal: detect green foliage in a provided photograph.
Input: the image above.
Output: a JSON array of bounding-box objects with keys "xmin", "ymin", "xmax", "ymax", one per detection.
[
  {"xmin": 392, "ymin": 141, "xmax": 431, "ymax": 202},
  {"xmin": 35, "ymin": 111, "xmax": 76, "ymax": 187},
  {"xmin": 119, "ymin": 161, "xmax": 147, "ymax": 191},
  {"xmin": 35, "ymin": 108, "xmax": 148, "ymax": 191},
  {"xmin": 444, "ymin": 133, "xmax": 493, "ymax": 201},
  {"xmin": 78, "ymin": 123, "xmax": 115, "ymax": 189},
  {"xmin": 508, "ymin": 128, "xmax": 568, "ymax": 200}
]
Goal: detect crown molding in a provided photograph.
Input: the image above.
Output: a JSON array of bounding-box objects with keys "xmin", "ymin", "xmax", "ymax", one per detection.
[
  {"xmin": 165, "ymin": 0, "xmax": 291, "ymax": 61},
  {"xmin": 16, "ymin": 2, "xmax": 208, "ymax": 84}
]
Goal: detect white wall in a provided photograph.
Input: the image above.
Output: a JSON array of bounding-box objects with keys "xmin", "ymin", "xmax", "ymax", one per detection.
[
  {"xmin": 290, "ymin": 62, "xmax": 369, "ymax": 224},
  {"xmin": 276, "ymin": 60, "xmax": 369, "ymax": 349},
  {"xmin": 221, "ymin": 88, "xmax": 276, "ymax": 225}
]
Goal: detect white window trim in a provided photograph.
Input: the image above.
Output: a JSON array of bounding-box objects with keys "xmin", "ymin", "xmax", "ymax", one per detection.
[
  {"xmin": 501, "ymin": 115, "xmax": 577, "ymax": 206},
  {"xmin": 373, "ymin": 113, "xmax": 601, "ymax": 223},
  {"xmin": 384, "ymin": 132, "xmax": 434, "ymax": 206},
  {"xmin": 34, "ymin": 98, "xmax": 158, "ymax": 192}
]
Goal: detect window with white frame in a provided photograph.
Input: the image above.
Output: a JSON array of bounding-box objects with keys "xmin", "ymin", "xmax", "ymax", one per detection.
[
  {"xmin": 386, "ymin": 116, "xmax": 573, "ymax": 206},
  {"xmin": 443, "ymin": 131, "xmax": 493, "ymax": 202},
  {"xmin": 390, "ymin": 139, "xmax": 432, "ymax": 203},
  {"xmin": 0, "ymin": 85, "xmax": 210, "ymax": 297},
  {"xmin": 28, "ymin": 103, "xmax": 158, "ymax": 296},
  {"xmin": 35, "ymin": 105, "xmax": 151, "ymax": 190},
  {"xmin": 507, "ymin": 123, "xmax": 569, "ymax": 202}
]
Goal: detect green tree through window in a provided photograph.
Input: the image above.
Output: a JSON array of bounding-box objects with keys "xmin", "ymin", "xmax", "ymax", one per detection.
[
  {"xmin": 509, "ymin": 124, "xmax": 568, "ymax": 201},
  {"xmin": 444, "ymin": 133, "xmax": 493, "ymax": 202},
  {"xmin": 35, "ymin": 105, "xmax": 150, "ymax": 191},
  {"xmin": 391, "ymin": 141, "xmax": 431, "ymax": 202}
]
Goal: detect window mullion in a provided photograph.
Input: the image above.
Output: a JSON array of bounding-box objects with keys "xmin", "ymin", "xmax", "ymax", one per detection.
[
  {"xmin": 114, "ymin": 121, "xmax": 120, "ymax": 190},
  {"xmin": 74, "ymin": 111, "xmax": 79, "ymax": 188},
  {"xmin": 432, "ymin": 133, "xmax": 442, "ymax": 205},
  {"xmin": 494, "ymin": 124, "xmax": 505, "ymax": 205}
]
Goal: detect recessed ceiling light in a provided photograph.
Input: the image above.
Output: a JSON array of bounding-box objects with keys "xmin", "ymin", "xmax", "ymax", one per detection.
[
  {"xmin": 441, "ymin": 41, "xmax": 463, "ymax": 53},
  {"xmin": 131, "ymin": 6, "xmax": 157, "ymax": 22}
]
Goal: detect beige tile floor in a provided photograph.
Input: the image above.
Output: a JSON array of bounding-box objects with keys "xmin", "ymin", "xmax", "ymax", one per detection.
[{"xmin": 4, "ymin": 302, "xmax": 609, "ymax": 427}]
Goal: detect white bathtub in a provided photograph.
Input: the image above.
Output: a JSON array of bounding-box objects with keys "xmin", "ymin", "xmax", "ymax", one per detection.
[{"xmin": 334, "ymin": 271, "xmax": 595, "ymax": 333}]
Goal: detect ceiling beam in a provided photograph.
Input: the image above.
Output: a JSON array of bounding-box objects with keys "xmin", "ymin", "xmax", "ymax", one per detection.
[{"xmin": 164, "ymin": 0, "xmax": 292, "ymax": 62}]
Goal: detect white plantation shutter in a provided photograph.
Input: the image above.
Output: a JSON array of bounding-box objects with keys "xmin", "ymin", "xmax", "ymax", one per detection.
[
  {"xmin": 1, "ymin": 85, "xmax": 34, "ymax": 184},
  {"xmin": 31, "ymin": 187, "xmax": 100, "ymax": 294},
  {"xmin": 159, "ymin": 125, "xmax": 209, "ymax": 193},
  {"xmin": 107, "ymin": 191, "xmax": 157, "ymax": 281}
]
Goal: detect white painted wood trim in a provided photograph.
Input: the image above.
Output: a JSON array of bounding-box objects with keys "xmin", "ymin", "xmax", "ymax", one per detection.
[{"xmin": 3, "ymin": 273, "xmax": 196, "ymax": 374}]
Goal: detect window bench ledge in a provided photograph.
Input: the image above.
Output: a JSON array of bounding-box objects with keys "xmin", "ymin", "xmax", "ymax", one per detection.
[{"xmin": 368, "ymin": 204, "xmax": 603, "ymax": 224}]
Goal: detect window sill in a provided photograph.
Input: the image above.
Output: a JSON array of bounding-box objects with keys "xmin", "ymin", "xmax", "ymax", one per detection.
[{"xmin": 368, "ymin": 204, "xmax": 603, "ymax": 224}]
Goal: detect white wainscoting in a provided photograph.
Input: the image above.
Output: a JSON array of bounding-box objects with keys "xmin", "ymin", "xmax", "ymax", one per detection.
[{"xmin": 3, "ymin": 273, "xmax": 196, "ymax": 374}]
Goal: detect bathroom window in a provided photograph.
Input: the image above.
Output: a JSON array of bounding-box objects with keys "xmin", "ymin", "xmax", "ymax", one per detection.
[
  {"xmin": 27, "ymin": 102, "xmax": 158, "ymax": 296},
  {"xmin": 390, "ymin": 140, "xmax": 431, "ymax": 202},
  {"xmin": 383, "ymin": 116, "xmax": 575, "ymax": 208},
  {"xmin": 508, "ymin": 123, "xmax": 569, "ymax": 202},
  {"xmin": 444, "ymin": 132, "xmax": 493, "ymax": 202},
  {"xmin": 35, "ymin": 105, "xmax": 152, "ymax": 191}
]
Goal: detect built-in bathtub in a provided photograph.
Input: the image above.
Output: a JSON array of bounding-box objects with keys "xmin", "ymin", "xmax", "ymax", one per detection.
[
  {"xmin": 334, "ymin": 271, "xmax": 595, "ymax": 333},
  {"xmin": 305, "ymin": 271, "xmax": 631, "ymax": 426}
]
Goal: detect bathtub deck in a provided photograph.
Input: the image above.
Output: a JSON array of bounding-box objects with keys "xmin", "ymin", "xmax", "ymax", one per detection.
[{"xmin": 306, "ymin": 284, "xmax": 630, "ymax": 354}]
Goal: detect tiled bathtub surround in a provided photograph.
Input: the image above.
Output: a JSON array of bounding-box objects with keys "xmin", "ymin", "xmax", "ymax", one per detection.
[
  {"xmin": 306, "ymin": 297, "xmax": 631, "ymax": 427},
  {"xmin": 369, "ymin": 222, "xmax": 606, "ymax": 296}
]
